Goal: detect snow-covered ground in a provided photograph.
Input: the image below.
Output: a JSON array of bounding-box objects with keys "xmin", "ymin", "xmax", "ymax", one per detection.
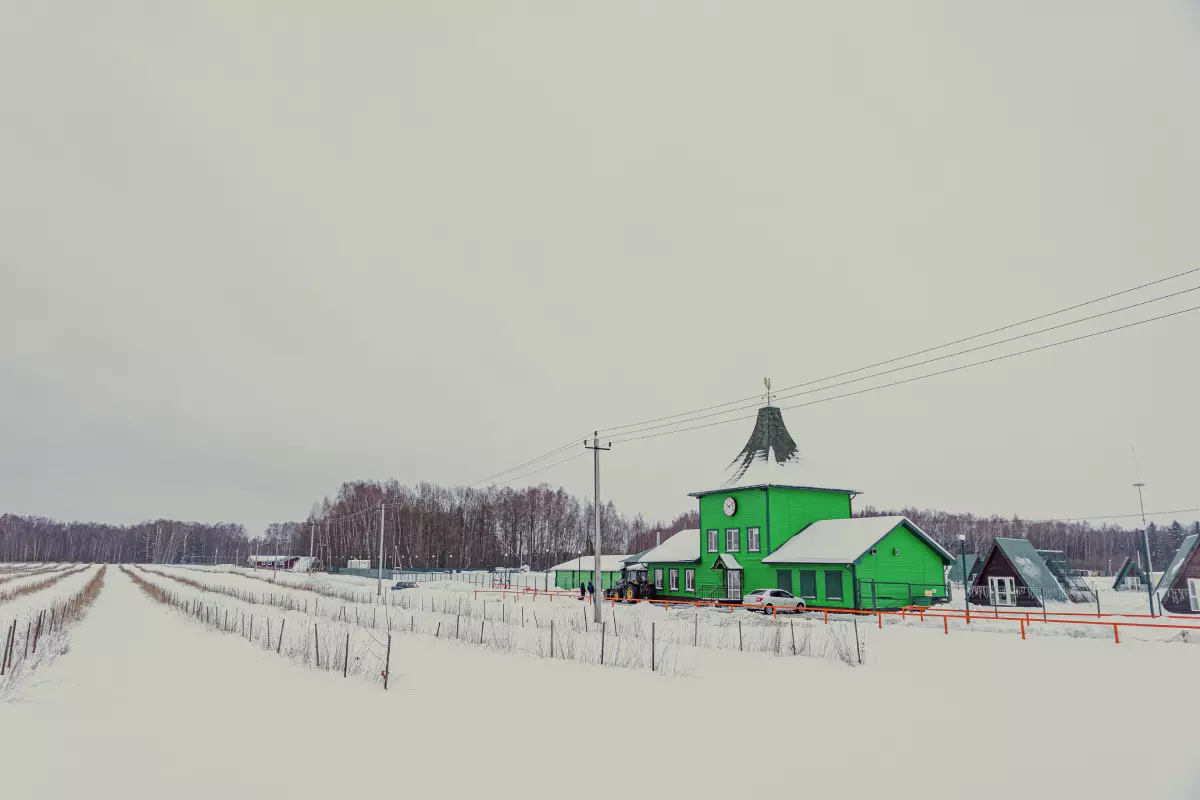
[
  {"xmin": 2, "ymin": 566, "xmax": 1199, "ymax": 798},
  {"xmin": 0, "ymin": 564, "xmax": 94, "ymax": 624}
]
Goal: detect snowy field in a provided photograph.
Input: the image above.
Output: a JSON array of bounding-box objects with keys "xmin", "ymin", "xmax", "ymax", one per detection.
[{"xmin": 2, "ymin": 565, "xmax": 1198, "ymax": 799}]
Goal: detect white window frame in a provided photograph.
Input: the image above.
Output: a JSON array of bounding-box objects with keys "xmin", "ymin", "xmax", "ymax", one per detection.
[
  {"xmin": 685, "ymin": 569, "xmax": 695, "ymax": 592},
  {"xmin": 747, "ymin": 527, "xmax": 760, "ymax": 553},
  {"xmin": 707, "ymin": 529, "xmax": 719, "ymax": 553},
  {"xmin": 669, "ymin": 569, "xmax": 678, "ymax": 591},
  {"xmin": 725, "ymin": 528, "xmax": 740, "ymax": 553},
  {"xmin": 989, "ymin": 576, "xmax": 1016, "ymax": 607},
  {"xmin": 654, "ymin": 569, "xmax": 663, "ymax": 590}
]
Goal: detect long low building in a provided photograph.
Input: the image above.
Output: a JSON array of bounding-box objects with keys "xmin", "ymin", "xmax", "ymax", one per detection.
[{"xmin": 548, "ymin": 554, "xmax": 630, "ymax": 590}]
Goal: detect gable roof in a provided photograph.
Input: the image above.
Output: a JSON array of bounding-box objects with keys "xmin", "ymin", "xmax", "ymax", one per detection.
[
  {"xmin": 762, "ymin": 516, "xmax": 954, "ymax": 565},
  {"xmin": 711, "ymin": 553, "xmax": 742, "ymax": 570},
  {"xmin": 948, "ymin": 554, "xmax": 979, "ymax": 583},
  {"xmin": 639, "ymin": 529, "xmax": 700, "ymax": 564},
  {"xmin": 547, "ymin": 555, "xmax": 630, "ymax": 573},
  {"xmin": 976, "ymin": 538, "xmax": 1068, "ymax": 602},
  {"xmin": 1155, "ymin": 533, "xmax": 1199, "ymax": 595},
  {"xmin": 621, "ymin": 549, "xmax": 653, "ymax": 565},
  {"xmin": 1112, "ymin": 555, "xmax": 1147, "ymax": 588}
]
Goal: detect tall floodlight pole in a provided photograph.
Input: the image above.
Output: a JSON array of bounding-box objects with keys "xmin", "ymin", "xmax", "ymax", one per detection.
[
  {"xmin": 377, "ymin": 502, "xmax": 386, "ymax": 597},
  {"xmin": 1133, "ymin": 448, "xmax": 1155, "ymax": 616},
  {"xmin": 585, "ymin": 432, "xmax": 611, "ymax": 624},
  {"xmin": 958, "ymin": 535, "xmax": 969, "ymax": 623}
]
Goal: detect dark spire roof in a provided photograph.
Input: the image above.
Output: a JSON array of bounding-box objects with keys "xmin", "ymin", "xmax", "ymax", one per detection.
[{"xmin": 723, "ymin": 406, "xmax": 801, "ymax": 487}]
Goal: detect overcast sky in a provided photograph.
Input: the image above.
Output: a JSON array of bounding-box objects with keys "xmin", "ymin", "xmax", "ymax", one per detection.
[{"xmin": 2, "ymin": 2, "xmax": 1198, "ymax": 537}]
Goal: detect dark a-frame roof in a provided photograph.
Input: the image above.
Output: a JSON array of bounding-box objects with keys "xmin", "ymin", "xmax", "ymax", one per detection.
[
  {"xmin": 972, "ymin": 538, "xmax": 1068, "ymax": 603},
  {"xmin": 1112, "ymin": 555, "xmax": 1146, "ymax": 588},
  {"xmin": 1155, "ymin": 533, "xmax": 1199, "ymax": 595}
]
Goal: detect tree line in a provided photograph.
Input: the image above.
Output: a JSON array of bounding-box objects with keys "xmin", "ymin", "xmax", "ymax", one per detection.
[
  {"xmin": 859, "ymin": 505, "xmax": 1199, "ymax": 573},
  {"xmin": 0, "ymin": 515, "xmax": 247, "ymax": 564},
  {"xmin": 257, "ymin": 480, "xmax": 696, "ymax": 572},
  {"xmin": 3, "ymin": 484, "xmax": 1196, "ymax": 577}
]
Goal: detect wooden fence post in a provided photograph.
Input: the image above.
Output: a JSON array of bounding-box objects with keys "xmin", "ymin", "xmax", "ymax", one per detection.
[
  {"xmin": 790, "ymin": 620, "xmax": 796, "ymax": 655},
  {"xmin": 314, "ymin": 624, "xmax": 321, "ymax": 667},
  {"xmin": 601, "ymin": 622, "xmax": 606, "ymax": 665},
  {"xmin": 277, "ymin": 619, "xmax": 285, "ymax": 653},
  {"xmin": 651, "ymin": 622, "xmax": 656, "ymax": 671},
  {"xmin": 384, "ymin": 634, "xmax": 392, "ymax": 690},
  {"xmin": 344, "ymin": 632, "xmax": 350, "ymax": 677}
]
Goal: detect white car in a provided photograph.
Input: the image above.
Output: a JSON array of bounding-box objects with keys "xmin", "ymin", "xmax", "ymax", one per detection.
[{"xmin": 744, "ymin": 588, "xmax": 806, "ymax": 613}]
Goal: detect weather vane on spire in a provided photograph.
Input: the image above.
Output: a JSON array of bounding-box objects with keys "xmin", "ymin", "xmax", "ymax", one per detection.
[{"xmin": 763, "ymin": 377, "xmax": 773, "ymax": 406}]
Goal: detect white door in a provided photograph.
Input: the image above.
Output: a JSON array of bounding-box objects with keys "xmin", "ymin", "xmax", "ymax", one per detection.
[
  {"xmin": 726, "ymin": 570, "xmax": 742, "ymax": 601},
  {"xmin": 1189, "ymin": 579, "xmax": 1199, "ymax": 612},
  {"xmin": 989, "ymin": 576, "xmax": 1016, "ymax": 606}
]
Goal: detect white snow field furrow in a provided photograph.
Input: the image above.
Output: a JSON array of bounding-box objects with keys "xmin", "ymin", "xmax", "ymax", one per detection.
[
  {"xmin": 3, "ymin": 566, "xmax": 1199, "ymax": 799},
  {"xmin": 151, "ymin": 565, "xmax": 871, "ymax": 667},
  {"xmin": 0, "ymin": 565, "xmax": 95, "ymax": 625},
  {"xmin": 0, "ymin": 563, "xmax": 72, "ymax": 589}
]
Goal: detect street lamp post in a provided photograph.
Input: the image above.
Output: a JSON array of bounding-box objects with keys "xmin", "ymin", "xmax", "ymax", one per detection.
[{"xmin": 958, "ymin": 535, "xmax": 969, "ymax": 624}]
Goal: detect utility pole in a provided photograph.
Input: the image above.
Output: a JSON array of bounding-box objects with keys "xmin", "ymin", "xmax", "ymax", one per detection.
[
  {"xmin": 377, "ymin": 502, "xmax": 386, "ymax": 597},
  {"xmin": 585, "ymin": 432, "xmax": 611, "ymax": 624},
  {"xmin": 1133, "ymin": 447, "xmax": 1155, "ymax": 616}
]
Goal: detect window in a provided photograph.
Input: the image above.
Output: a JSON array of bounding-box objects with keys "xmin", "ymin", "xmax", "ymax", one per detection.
[
  {"xmin": 773, "ymin": 590, "xmax": 794, "ymax": 599},
  {"xmin": 707, "ymin": 529, "xmax": 719, "ymax": 553},
  {"xmin": 797, "ymin": 570, "xmax": 817, "ymax": 599},
  {"xmin": 669, "ymin": 569, "xmax": 679, "ymax": 591},
  {"xmin": 654, "ymin": 569, "xmax": 663, "ymax": 590},
  {"xmin": 685, "ymin": 569, "xmax": 695, "ymax": 592},
  {"xmin": 824, "ymin": 570, "xmax": 844, "ymax": 601},
  {"xmin": 725, "ymin": 528, "xmax": 740, "ymax": 552},
  {"xmin": 747, "ymin": 527, "xmax": 760, "ymax": 552}
]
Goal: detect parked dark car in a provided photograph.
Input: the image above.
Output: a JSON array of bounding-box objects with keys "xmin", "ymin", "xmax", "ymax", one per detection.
[{"xmin": 391, "ymin": 581, "xmax": 418, "ymax": 590}]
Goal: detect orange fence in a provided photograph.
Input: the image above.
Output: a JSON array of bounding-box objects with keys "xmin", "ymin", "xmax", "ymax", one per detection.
[{"xmin": 467, "ymin": 588, "xmax": 1200, "ymax": 644}]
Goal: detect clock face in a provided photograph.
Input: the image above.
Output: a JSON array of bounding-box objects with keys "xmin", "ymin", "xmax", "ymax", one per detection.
[{"xmin": 723, "ymin": 497, "xmax": 737, "ymax": 517}]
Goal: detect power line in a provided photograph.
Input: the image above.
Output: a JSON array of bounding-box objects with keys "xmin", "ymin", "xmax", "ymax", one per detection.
[
  {"xmin": 597, "ymin": 266, "xmax": 1200, "ymax": 435},
  {"xmin": 490, "ymin": 451, "xmax": 586, "ymax": 487},
  {"xmin": 605, "ymin": 285, "xmax": 1200, "ymax": 440},
  {"xmin": 609, "ymin": 302, "xmax": 1200, "ymax": 444},
  {"xmin": 467, "ymin": 438, "xmax": 584, "ymax": 486},
  {"xmin": 1045, "ymin": 507, "xmax": 1200, "ymax": 523}
]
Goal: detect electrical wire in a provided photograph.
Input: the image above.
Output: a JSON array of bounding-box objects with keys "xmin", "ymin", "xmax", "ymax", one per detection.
[
  {"xmin": 467, "ymin": 438, "xmax": 584, "ymax": 487},
  {"xmin": 609, "ymin": 303, "xmax": 1200, "ymax": 444},
  {"xmin": 603, "ymin": 285, "xmax": 1200, "ymax": 440},
  {"xmin": 597, "ymin": 267, "xmax": 1200, "ymax": 435},
  {"xmin": 1044, "ymin": 507, "xmax": 1200, "ymax": 523},
  {"xmin": 490, "ymin": 451, "xmax": 586, "ymax": 487}
]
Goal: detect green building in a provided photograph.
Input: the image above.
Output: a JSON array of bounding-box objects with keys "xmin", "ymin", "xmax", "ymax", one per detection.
[
  {"xmin": 640, "ymin": 405, "xmax": 953, "ymax": 609},
  {"xmin": 549, "ymin": 554, "xmax": 629, "ymax": 590}
]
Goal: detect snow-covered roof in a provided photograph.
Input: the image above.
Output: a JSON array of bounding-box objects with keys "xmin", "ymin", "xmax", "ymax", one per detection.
[
  {"xmin": 639, "ymin": 529, "xmax": 700, "ymax": 563},
  {"xmin": 622, "ymin": 549, "xmax": 653, "ymax": 564},
  {"xmin": 1155, "ymin": 533, "xmax": 1198, "ymax": 594},
  {"xmin": 979, "ymin": 538, "xmax": 1068, "ymax": 602},
  {"xmin": 547, "ymin": 554, "xmax": 630, "ymax": 573},
  {"xmin": 712, "ymin": 553, "xmax": 742, "ymax": 570},
  {"xmin": 763, "ymin": 516, "xmax": 953, "ymax": 564}
]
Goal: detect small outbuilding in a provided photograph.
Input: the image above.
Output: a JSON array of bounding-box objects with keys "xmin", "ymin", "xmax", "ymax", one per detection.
[
  {"xmin": 248, "ymin": 555, "xmax": 301, "ymax": 570},
  {"xmin": 548, "ymin": 554, "xmax": 630, "ymax": 591},
  {"xmin": 970, "ymin": 538, "xmax": 1067, "ymax": 608},
  {"xmin": 1112, "ymin": 555, "xmax": 1148, "ymax": 591},
  {"xmin": 948, "ymin": 553, "xmax": 981, "ymax": 585},
  {"xmin": 1155, "ymin": 534, "xmax": 1200, "ymax": 614}
]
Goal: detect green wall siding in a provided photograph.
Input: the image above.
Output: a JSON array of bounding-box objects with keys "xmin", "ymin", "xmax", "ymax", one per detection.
[
  {"xmin": 554, "ymin": 570, "xmax": 621, "ymax": 590},
  {"xmin": 852, "ymin": 524, "xmax": 948, "ymax": 607},
  {"xmin": 695, "ymin": 486, "xmax": 854, "ymax": 600},
  {"xmin": 643, "ymin": 562, "xmax": 699, "ymax": 599},
  {"xmin": 770, "ymin": 566, "xmax": 854, "ymax": 608}
]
